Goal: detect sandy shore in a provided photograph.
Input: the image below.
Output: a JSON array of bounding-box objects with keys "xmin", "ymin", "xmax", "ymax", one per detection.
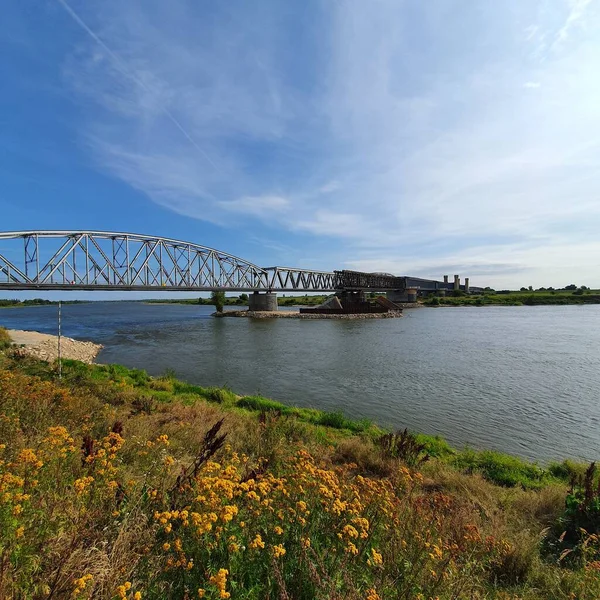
[
  {"xmin": 215, "ymin": 310, "xmax": 403, "ymax": 319},
  {"xmin": 7, "ymin": 329, "xmax": 103, "ymax": 364}
]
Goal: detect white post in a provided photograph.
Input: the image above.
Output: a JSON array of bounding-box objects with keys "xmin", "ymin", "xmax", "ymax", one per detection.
[{"xmin": 57, "ymin": 301, "xmax": 62, "ymax": 380}]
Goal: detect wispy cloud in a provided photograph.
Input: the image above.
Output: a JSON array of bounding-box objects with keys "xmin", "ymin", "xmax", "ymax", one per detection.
[{"xmin": 56, "ymin": 0, "xmax": 600, "ymax": 287}]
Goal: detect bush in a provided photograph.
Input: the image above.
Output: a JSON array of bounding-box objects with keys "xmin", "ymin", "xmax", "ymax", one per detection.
[
  {"xmin": 545, "ymin": 463, "xmax": 600, "ymax": 566},
  {"xmin": 0, "ymin": 327, "xmax": 12, "ymax": 350},
  {"xmin": 377, "ymin": 428, "xmax": 429, "ymax": 467}
]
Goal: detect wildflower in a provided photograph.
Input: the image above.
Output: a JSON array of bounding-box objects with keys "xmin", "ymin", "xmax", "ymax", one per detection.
[
  {"xmin": 272, "ymin": 544, "xmax": 286, "ymax": 558},
  {"xmin": 209, "ymin": 568, "xmax": 230, "ymax": 599},
  {"xmin": 72, "ymin": 574, "xmax": 93, "ymax": 596},
  {"xmin": 221, "ymin": 505, "xmax": 238, "ymax": 522},
  {"xmin": 345, "ymin": 542, "xmax": 359, "ymax": 555},
  {"xmin": 17, "ymin": 448, "xmax": 43, "ymax": 469},
  {"xmin": 156, "ymin": 434, "xmax": 170, "ymax": 445},
  {"xmin": 273, "ymin": 526, "xmax": 284, "ymax": 535},
  {"xmin": 162, "ymin": 542, "xmax": 171, "ymax": 551},
  {"xmin": 367, "ymin": 548, "xmax": 383, "ymax": 566},
  {"xmin": 73, "ymin": 476, "xmax": 94, "ymax": 496},
  {"xmin": 365, "ymin": 588, "xmax": 381, "ymax": 600},
  {"xmin": 341, "ymin": 524, "xmax": 359, "ymax": 539},
  {"xmin": 15, "ymin": 526, "xmax": 24, "ymax": 538},
  {"xmin": 133, "ymin": 593, "xmax": 142, "ymax": 600},
  {"xmin": 249, "ymin": 534, "xmax": 265, "ymax": 549},
  {"xmin": 116, "ymin": 582, "xmax": 132, "ymax": 599},
  {"xmin": 197, "ymin": 590, "xmax": 206, "ymax": 598},
  {"xmin": 300, "ymin": 537, "xmax": 310, "ymax": 549}
]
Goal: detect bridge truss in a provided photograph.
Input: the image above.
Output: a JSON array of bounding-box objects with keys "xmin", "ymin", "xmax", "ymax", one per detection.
[
  {"xmin": 0, "ymin": 231, "xmax": 339, "ymax": 293},
  {"xmin": 0, "ymin": 231, "xmax": 471, "ymax": 294}
]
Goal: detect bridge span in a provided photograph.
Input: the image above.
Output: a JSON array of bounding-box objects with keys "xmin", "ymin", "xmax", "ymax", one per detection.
[{"xmin": 0, "ymin": 231, "xmax": 478, "ymax": 301}]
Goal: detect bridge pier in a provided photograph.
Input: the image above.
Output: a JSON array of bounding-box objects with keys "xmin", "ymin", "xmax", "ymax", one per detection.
[
  {"xmin": 248, "ymin": 291, "xmax": 278, "ymax": 312},
  {"xmin": 386, "ymin": 289, "xmax": 418, "ymax": 303}
]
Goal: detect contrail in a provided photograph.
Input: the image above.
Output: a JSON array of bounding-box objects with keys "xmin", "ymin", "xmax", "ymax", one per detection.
[{"xmin": 55, "ymin": 0, "xmax": 219, "ymax": 171}]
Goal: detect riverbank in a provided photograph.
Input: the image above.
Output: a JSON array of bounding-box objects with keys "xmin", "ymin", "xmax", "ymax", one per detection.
[
  {"xmin": 0, "ymin": 346, "xmax": 598, "ymax": 598},
  {"xmin": 423, "ymin": 289, "xmax": 600, "ymax": 307},
  {"xmin": 4, "ymin": 328, "xmax": 103, "ymax": 363}
]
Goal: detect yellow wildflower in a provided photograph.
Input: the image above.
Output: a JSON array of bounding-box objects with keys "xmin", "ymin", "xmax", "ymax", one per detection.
[
  {"xmin": 249, "ymin": 534, "xmax": 265, "ymax": 549},
  {"xmin": 272, "ymin": 544, "xmax": 286, "ymax": 558},
  {"xmin": 209, "ymin": 568, "xmax": 230, "ymax": 599}
]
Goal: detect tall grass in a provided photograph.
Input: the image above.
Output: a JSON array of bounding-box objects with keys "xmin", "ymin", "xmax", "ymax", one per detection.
[{"xmin": 1, "ymin": 351, "xmax": 599, "ymax": 598}]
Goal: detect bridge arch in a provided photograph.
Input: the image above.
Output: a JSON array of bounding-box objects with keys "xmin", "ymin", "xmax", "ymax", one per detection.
[{"xmin": 0, "ymin": 231, "xmax": 271, "ymax": 291}]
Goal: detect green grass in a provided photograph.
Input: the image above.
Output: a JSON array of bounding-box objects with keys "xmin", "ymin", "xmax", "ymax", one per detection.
[
  {"xmin": 423, "ymin": 289, "xmax": 600, "ymax": 307},
  {"xmin": 9, "ymin": 354, "xmax": 590, "ymax": 490}
]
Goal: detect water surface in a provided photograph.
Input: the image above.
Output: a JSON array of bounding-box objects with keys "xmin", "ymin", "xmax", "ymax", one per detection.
[{"xmin": 2, "ymin": 302, "xmax": 599, "ymax": 463}]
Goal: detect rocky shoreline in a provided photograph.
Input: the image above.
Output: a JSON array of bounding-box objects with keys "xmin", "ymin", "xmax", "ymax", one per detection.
[
  {"xmin": 7, "ymin": 329, "xmax": 103, "ymax": 364},
  {"xmin": 214, "ymin": 310, "xmax": 403, "ymax": 319}
]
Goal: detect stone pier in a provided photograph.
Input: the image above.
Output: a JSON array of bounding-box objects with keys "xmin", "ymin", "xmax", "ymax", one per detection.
[{"xmin": 248, "ymin": 292, "xmax": 278, "ymax": 312}]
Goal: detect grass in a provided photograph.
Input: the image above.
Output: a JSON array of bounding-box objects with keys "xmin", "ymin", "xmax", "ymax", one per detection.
[
  {"xmin": 422, "ymin": 289, "xmax": 600, "ymax": 307},
  {"xmin": 1, "ymin": 349, "xmax": 599, "ymax": 598}
]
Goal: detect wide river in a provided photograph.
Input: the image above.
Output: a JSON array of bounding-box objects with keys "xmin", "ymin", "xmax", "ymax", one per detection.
[{"xmin": 1, "ymin": 302, "xmax": 599, "ymax": 464}]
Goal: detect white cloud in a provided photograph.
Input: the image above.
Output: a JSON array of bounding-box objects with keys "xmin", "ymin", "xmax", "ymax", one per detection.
[
  {"xmin": 218, "ymin": 195, "xmax": 290, "ymax": 219},
  {"xmin": 57, "ymin": 0, "xmax": 600, "ymax": 287}
]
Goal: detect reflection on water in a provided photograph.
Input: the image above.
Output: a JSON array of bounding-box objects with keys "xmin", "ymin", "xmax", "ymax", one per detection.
[{"xmin": 2, "ymin": 301, "xmax": 599, "ymax": 463}]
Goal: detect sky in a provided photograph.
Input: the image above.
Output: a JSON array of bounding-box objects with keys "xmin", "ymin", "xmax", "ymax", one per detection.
[{"xmin": 1, "ymin": 0, "xmax": 600, "ymax": 296}]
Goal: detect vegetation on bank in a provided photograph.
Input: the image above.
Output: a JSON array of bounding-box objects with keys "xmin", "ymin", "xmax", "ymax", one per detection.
[
  {"xmin": 0, "ymin": 346, "xmax": 599, "ymax": 598},
  {"xmin": 144, "ymin": 294, "xmax": 329, "ymax": 307},
  {"xmin": 423, "ymin": 287, "xmax": 600, "ymax": 307},
  {"xmin": 0, "ymin": 298, "xmax": 88, "ymax": 308}
]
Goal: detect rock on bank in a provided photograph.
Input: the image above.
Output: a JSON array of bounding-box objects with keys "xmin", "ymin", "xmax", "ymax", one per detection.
[
  {"xmin": 7, "ymin": 329, "xmax": 103, "ymax": 364},
  {"xmin": 214, "ymin": 310, "xmax": 402, "ymax": 319}
]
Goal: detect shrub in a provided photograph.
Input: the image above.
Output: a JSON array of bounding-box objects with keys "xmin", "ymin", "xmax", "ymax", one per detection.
[
  {"xmin": 377, "ymin": 428, "xmax": 429, "ymax": 467},
  {"xmin": 0, "ymin": 327, "xmax": 11, "ymax": 350},
  {"xmin": 545, "ymin": 463, "xmax": 600, "ymax": 566}
]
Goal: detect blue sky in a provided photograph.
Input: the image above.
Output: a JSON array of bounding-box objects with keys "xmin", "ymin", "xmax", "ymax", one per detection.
[{"xmin": 1, "ymin": 0, "xmax": 600, "ymax": 294}]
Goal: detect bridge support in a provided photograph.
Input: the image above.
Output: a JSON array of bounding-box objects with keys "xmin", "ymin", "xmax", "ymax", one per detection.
[
  {"xmin": 248, "ymin": 291, "xmax": 278, "ymax": 312},
  {"xmin": 386, "ymin": 289, "xmax": 417, "ymax": 303}
]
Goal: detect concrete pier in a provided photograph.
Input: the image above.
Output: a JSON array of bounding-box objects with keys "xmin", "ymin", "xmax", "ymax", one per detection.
[
  {"xmin": 454, "ymin": 275, "xmax": 460, "ymax": 291},
  {"xmin": 465, "ymin": 277, "xmax": 470, "ymax": 293},
  {"xmin": 248, "ymin": 292, "xmax": 278, "ymax": 312}
]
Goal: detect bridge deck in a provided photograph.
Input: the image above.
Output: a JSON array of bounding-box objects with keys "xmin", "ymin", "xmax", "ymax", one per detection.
[{"xmin": 0, "ymin": 231, "xmax": 476, "ymax": 294}]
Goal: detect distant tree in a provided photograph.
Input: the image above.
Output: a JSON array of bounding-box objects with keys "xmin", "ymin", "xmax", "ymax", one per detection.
[
  {"xmin": 239, "ymin": 293, "xmax": 249, "ymax": 304},
  {"xmin": 547, "ymin": 287, "xmax": 554, "ymax": 291},
  {"xmin": 580, "ymin": 285, "xmax": 588, "ymax": 291},
  {"xmin": 528, "ymin": 286, "xmax": 533, "ymax": 291},
  {"xmin": 537, "ymin": 287, "xmax": 546, "ymax": 291},
  {"xmin": 520, "ymin": 287, "xmax": 527, "ymax": 292},
  {"xmin": 565, "ymin": 284, "xmax": 577, "ymax": 290},
  {"xmin": 211, "ymin": 291, "xmax": 226, "ymax": 313}
]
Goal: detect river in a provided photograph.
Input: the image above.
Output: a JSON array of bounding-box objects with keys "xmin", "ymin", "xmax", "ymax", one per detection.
[{"xmin": 1, "ymin": 302, "xmax": 599, "ymax": 464}]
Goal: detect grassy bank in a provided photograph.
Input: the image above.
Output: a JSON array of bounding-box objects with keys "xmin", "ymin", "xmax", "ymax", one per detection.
[
  {"xmin": 423, "ymin": 289, "xmax": 600, "ymax": 307},
  {"xmin": 0, "ymin": 345, "xmax": 599, "ymax": 598},
  {"xmin": 0, "ymin": 299, "xmax": 88, "ymax": 308},
  {"xmin": 144, "ymin": 295, "xmax": 328, "ymax": 307}
]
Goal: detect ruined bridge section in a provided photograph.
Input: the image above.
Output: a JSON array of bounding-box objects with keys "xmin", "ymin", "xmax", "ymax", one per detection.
[{"xmin": 0, "ymin": 232, "xmax": 479, "ymax": 302}]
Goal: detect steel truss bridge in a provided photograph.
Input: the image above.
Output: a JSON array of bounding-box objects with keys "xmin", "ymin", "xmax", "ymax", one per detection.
[{"xmin": 0, "ymin": 231, "xmax": 470, "ymax": 294}]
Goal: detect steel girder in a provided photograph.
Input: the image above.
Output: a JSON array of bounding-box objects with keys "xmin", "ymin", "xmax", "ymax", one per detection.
[{"xmin": 0, "ymin": 231, "xmax": 338, "ymax": 292}]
